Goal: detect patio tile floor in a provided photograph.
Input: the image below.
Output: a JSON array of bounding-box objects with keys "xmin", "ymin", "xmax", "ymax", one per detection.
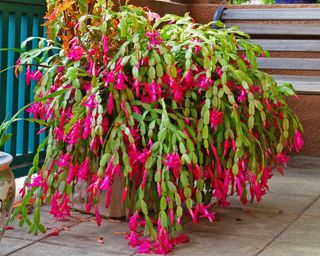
[{"xmin": 1, "ymin": 156, "xmax": 320, "ymax": 256}]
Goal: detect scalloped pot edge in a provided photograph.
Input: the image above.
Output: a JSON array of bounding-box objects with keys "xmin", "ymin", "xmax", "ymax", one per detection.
[{"xmin": 0, "ymin": 152, "xmax": 13, "ymax": 172}]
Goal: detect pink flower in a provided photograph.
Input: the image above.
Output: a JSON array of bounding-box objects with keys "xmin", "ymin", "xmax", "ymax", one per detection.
[
  {"xmin": 147, "ymin": 11, "xmax": 160, "ymax": 22},
  {"xmin": 293, "ymin": 130, "xmax": 304, "ymax": 152},
  {"xmin": 67, "ymin": 120, "xmax": 82, "ymax": 145},
  {"xmin": 102, "ymin": 35, "xmax": 109, "ymax": 65},
  {"xmin": 170, "ymin": 234, "xmax": 190, "ymax": 246},
  {"xmin": 49, "ymin": 193, "xmax": 71, "ymax": 219},
  {"xmin": 31, "ymin": 70, "xmax": 42, "ymax": 81},
  {"xmin": 82, "ymin": 94, "xmax": 97, "ymax": 108},
  {"xmin": 146, "ymin": 31, "xmax": 162, "ymax": 49},
  {"xmin": 163, "ymin": 153, "xmax": 181, "ymax": 179},
  {"xmin": 126, "ymin": 231, "xmax": 140, "ymax": 247},
  {"xmin": 94, "ymin": 205, "xmax": 102, "ymax": 226},
  {"xmin": 66, "ymin": 164, "xmax": 79, "ymax": 184},
  {"xmin": 154, "ymin": 227, "xmax": 173, "ymax": 254},
  {"xmin": 25, "ymin": 65, "xmax": 31, "ymax": 86},
  {"xmin": 237, "ymin": 88, "xmax": 247, "ymax": 103},
  {"xmin": 83, "ymin": 114, "xmax": 92, "ymax": 140},
  {"xmin": 137, "ymin": 239, "xmax": 152, "ymax": 254},
  {"xmin": 169, "ymin": 77, "xmax": 184, "ymax": 103},
  {"xmin": 107, "ymin": 92, "xmax": 114, "ymax": 115},
  {"xmin": 78, "ymin": 157, "xmax": 90, "ymax": 180},
  {"xmin": 209, "ymin": 109, "xmax": 224, "ymax": 129},
  {"xmin": 115, "ymin": 72, "xmax": 127, "ymax": 90},
  {"xmin": 129, "ymin": 211, "xmax": 139, "ymax": 231},
  {"xmin": 56, "ymin": 152, "xmax": 72, "ymax": 167},
  {"xmin": 143, "ymin": 81, "xmax": 162, "ymax": 103},
  {"xmin": 275, "ymin": 152, "xmax": 290, "ymax": 166},
  {"xmin": 194, "ymin": 204, "xmax": 215, "ymax": 222},
  {"xmin": 67, "ymin": 39, "xmax": 85, "ymax": 61}
]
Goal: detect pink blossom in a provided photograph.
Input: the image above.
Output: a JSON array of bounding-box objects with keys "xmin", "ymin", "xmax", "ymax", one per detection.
[
  {"xmin": 107, "ymin": 92, "xmax": 114, "ymax": 115},
  {"xmin": 163, "ymin": 153, "xmax": 181, "ymax": 179},
  {"xmin": 194, "ymin": 204, "xmax": 215, "ymax": 222},
  {"xmin": 126, "ymin": 231, "xmax": 140, "ymax": 247},
  {"xmin": 94, "ymin": 205, "xmax": 102, "ymax": 226},
  {"xmin": 49, "ymin": 193, "xmax": 71, "ymax": 219},
  {"xmin": 209, "ymin": 109, "xmax": 224, "ymax": 129},
  {"xmin": 275, "ymin": 152, "xmax": 290, "ymax": 166},
  {"xmin": 170, "ymin": 234, "xmax": 190, "ymax": 246},
  {"xmin": 67, "ymin": 120, "xmax": 82, "ymax": 145},
  {"xmin": 146, "ymin": 31, "xmax": 162, "ymax": 49},
  {"xmin": 137, "ymin": 239, "xmax": 152, "ymax": 254},
  {"xmin": 169, "ymin": 77, "xmax": 184, "ymax": 103},
  {"xmin": 66, "ymin": 164, "xmax": 79, "ymax": 184},
  {"xmin": 129, "ymin": 211, "xmax": 139, "ymax": 231},
  {"xmin": 115, "ymin": 72, "xmax": 127, "ymax": 90},
  {"xmin": 27, "ymin": 102, "xmax": 46, "ymax": 119},
  {"xmin": 102, "ymin": 35, "xmax": 109, "ymax": 65},
  {"xmin": 67, "ymin": 40, "xmax": 85, "ymax": 61},
  {"xmin": 147, "ymin": 11, "xmax": 160, "ymax": 22},
  {"xmin": 143, "ymin": 81, "xmax": 162, "ymax": 103},
  {"xmin": 293, "ymin": 130, "xmax": 304, "ymax": 152},
  {"xmin": 56, "ymin": 152, "xmax": 72, "ymax": 167},
  {"xmin": 154, "ymin": 227, "xmax": 173, "ymax": 254},
  {"xmin": 78, "ymin": 157, "xmax": 90, "ymax": 180},
  {"xmin": 82, "ymin": 94, "xmax": 97, "ymax": 108},
  {"xmin": 83, "ymin": 114, "xmax": 92, "ymax": 140},
  {"xmin": 31, "ymin": 70, "xmax": 42, "ymax": 81},
  {"xmin": 25, "ymin": 65, "xmax": 31, "ymax": 86},
  {"xmin": 237, "ymin": 88, "xmax": 247, "ymax": 103}
]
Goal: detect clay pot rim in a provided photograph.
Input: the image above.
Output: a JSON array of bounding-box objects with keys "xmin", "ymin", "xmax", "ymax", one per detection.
[{"xmin": 0, "ymin": 151, "xmax": 13, "ymax": 172}]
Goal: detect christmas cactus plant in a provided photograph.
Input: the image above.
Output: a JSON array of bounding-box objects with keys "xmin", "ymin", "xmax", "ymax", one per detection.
[{"xmin": 11, "ymin": 0, "xmax": 303, "ymax": 254}]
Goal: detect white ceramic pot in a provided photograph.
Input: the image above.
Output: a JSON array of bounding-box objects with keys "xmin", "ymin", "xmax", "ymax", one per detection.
[{"xmin": 0, "ymin": 152, "xmax": 15, "ymax": 241}]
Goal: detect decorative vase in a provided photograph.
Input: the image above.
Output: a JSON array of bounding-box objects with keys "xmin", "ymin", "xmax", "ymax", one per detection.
[{"xmin": 0, "ymin": 152, "xmax": 15, "ymax": 241}]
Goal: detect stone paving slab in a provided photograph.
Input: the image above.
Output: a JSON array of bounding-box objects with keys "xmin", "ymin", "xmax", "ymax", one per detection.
[
  {"xmin": 1, "ymin": 156, "xmax": 320, "ymax": 256},
  {"xmin": 0, "ymin": 237, "xmax": 35, "ymax": 256}
]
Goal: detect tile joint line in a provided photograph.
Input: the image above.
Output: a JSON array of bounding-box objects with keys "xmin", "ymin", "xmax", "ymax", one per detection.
[{"xmin": 256, "ymin": 194, "xmax": 320, "ymax": 256}]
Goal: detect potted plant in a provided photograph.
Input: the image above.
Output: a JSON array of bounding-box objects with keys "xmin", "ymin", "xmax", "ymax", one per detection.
[
  {"xmin": 11, "ymin": 1, "xmax": 304, "ymax": 254},
  {"xmin": 0, "ymin": 117, "xmax": 16, "ymax": 241}
]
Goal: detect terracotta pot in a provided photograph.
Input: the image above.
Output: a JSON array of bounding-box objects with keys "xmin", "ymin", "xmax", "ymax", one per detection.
[
  {"xmin": 73, "ymin": 175, "xmax": 127, "ymax": 218},
  {"xmin": 0, "ymin": 152, "xmax": 15, "ymax": 241}
]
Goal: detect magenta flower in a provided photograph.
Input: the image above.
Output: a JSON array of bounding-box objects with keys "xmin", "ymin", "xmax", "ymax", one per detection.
[
  {"xmin": 67, "ymin": 120, "xmax": 82, "ymax": 145},
  {"xmin": 169, "ymin": 77, "xmax": 184, "ymax": 103},
  {"xmin": 275, "ymin": 152, "xmax": 290, "ymax": 166},
  {"xmin": 137, "ymin": 239, "xmax": 152, "ymax": 254},
  {"xmin": 82, "ymin": 94, "xmax": 97, "ymax": 108},
  {"xmin": 210, "ymin": 109, "xmax": 224, "ymax": 129},
  {"xmin": 107, "ymin": 92, "xmax": 114, "ymax": 115},
  {"xmin": 30, "ymin": 70, "xmax": 42, "ymax": 81},
  {"xmin": 147, "ymin": 11, "xmax": 160, "ymax": 22},
  {"xmin": 83, "ymin": 114, "xmax": 92, "ymax": 140},
  {"xmin": 115, "ymin": 72, "xmax": 127, "ymax": 90},
  {"xmin": 163, "ymin": 153, "xmax": 181, "ymax": 179},
  {"xmin": 94, "ymin": 205, "xmax": 102, "ymax": 226},
  {"xmin": 146, "ymin": 31, "xmax": 162, "ymax": 49},
  {"xmin": 49, "ymin": 192, "xmax": 71, "ymax": 219},
  {"xmin": 67, "ymin": 39, "xmax": 85, "ymax": 61},
  {"xmin": 25, "ymin": 65, "xmax": 31, "ymax": 86},
  {"xmin": 78, "ymin": 157, "xmax": 90, "ymax": 180},
  {"xmin": 293, "ymin": 130, "xmax": 304, "ymax": 152},
  {"xmin": 237, "ymin": 88, "xmax": 247, "ymax": 103}
]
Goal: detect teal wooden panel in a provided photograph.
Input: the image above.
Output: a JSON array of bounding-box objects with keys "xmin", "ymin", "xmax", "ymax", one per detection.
[{"xmin": 0, "ymin": 1, "xmax": 47, "ymax": 177}]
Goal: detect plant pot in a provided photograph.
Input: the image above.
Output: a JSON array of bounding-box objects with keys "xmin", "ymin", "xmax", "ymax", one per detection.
[
  {"xmin": 275, "ymin": 0, "xmax": 316, "ymax": 3},
  {"xmin": 0, "ymin": 152, "xmax": 15, "ymax": 241},
  {"xmin": 73, "ymin": 175, "xmax": 127, "ymax": 218}
]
